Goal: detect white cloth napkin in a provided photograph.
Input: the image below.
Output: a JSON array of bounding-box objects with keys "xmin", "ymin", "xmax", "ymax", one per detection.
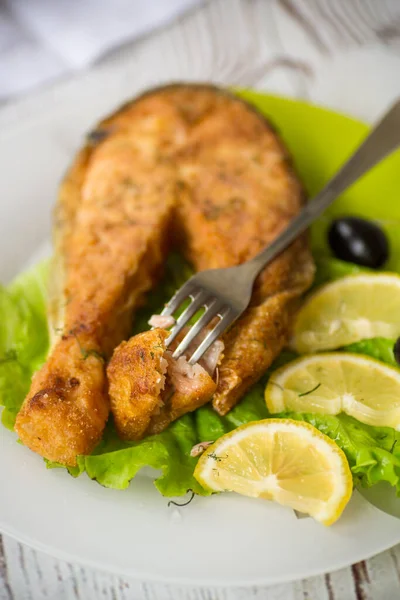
[{"xmin": 0, "ymin": 0, "xmax": 202, "ymax": 99}]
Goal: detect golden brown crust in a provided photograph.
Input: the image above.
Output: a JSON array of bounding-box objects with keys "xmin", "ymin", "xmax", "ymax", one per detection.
[
  {"xmin": 16, "ymin": 83, "xmax": 314, "ymax": 463},
  {"xmin": 107, "ymin": 329, "xmax": 216, "ymax": 440},
  {"xmin": 16, "ymin": 89, "xmax": 181, "ymax": 464},
  {"xmin": 15, "ymin": 335, "xmax": 107, "ymax": 465},
  {"xmin": 213, "ymin": 266, "xmax": 311, "ymax": 414},
  {"xmin": 107, "ymin": 329, "xmax": 169, "ymax": 440}
]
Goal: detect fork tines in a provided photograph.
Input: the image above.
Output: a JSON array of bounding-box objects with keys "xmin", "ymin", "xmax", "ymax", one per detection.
[{"xmin": 160, "ymin": 283, "xmax": 234, "ymax": 364}]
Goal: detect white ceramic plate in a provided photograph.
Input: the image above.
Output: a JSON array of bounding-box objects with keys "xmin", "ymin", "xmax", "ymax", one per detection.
[{"xmin": 2, "ymin": 88, "xmax": 400, "ymax": 587}]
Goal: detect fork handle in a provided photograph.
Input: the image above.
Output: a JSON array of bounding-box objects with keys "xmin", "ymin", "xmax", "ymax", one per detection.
[{"xmin": 248, "ymin": 98, "xmax": 400, "ymax": 276}]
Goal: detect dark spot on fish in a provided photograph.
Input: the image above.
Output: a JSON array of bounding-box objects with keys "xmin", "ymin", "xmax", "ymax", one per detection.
[
  {"xmin": 177, "ymin": 102, "xmax": 212, "ymax": 125},
  {"xmin": 155, "ymin": 152, "xmax": 172, "ymax": 164},
  {"xmin": 70, "ymin": 323, "xmax": 90, "ymax": 335},
  {"xmin": 228, "ymin": 196, "xmax": 244, "ymax": 209},
  {"xmin": 69, "ymin": 377, "xmax": 80, "ymax": 388},
  {"xmin": 87, "ymin": 128, "xmax": 112, "ymax": 145},
  {"xmin": 217, "ymin": 171, "xmax": 230, "ymax": 183},
  {"xmin": 202, "ymin": 199, "xmax": 223, "ymax": 220},
  {"xmin": 176, "ymin": 180, "xmax": 186, "ymax": 192},
  {"xmin": 30, "ymin": 388, "xmax": 60, "ymax": 408},
  {"xmin": 121, "ymin": 178, "xmax": 140, "ymax": 193}
]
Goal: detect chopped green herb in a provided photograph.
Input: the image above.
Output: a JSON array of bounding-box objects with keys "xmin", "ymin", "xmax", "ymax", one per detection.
[
  {"xmin": 70, "ymin": 331, "xmax": 105, "ymax": 362},
  {"xmin": 82, "ymin": 349, "xmax": 105, "ymax": 362},
  {"xmin": 298, "ymin": 383, "xmax": 321, "ymax": 397},
  {"xmin": 167, "ymin": 490, "xmax": 195, "ymax": 507},
  {"xmin": 269, "ymin": 380, "xmax": 285, "ymax": 392},
  {"xmin": 207, "ymin": 452, "xmax": 225, "ymax": 462},
  {"xmin": 153, "ymin": 343, "xmax": 165, "ymax": 351}
]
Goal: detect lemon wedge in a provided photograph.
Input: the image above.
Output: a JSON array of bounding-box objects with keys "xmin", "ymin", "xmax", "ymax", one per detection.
[
  {"xmin": 265, "ymin": 353, "xmax": 400, "ymax": 430},
  {"xmin": 293, "ymin": 274, "xmax": 400, "ymax": 353},
  {"xmin": 194, "ymin": 419, "xmax": 352, "ymax": 525}
]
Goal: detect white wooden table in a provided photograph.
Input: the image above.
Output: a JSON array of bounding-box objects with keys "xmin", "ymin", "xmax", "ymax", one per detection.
[{"xmin": 2, "ymin": 1, "xmax": 400, "ymax": 598}]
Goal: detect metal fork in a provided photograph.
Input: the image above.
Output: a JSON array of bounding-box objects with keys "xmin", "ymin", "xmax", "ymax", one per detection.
[{"xmin": 161, "ymin": 98, "xmax": 400, "ymax": 364}]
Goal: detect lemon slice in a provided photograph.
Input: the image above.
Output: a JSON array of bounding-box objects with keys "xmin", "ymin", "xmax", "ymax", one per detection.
[
  {"xmin": 293, "ymin": 274, "xmax": 400, "ymax": 353},
  {"xmin": 265, "ymin": 353, "xmax": 400, "ymax": 429},
  {"xmin": 194, "ymin": 419, "xmax": 352, "ymax": 525}
]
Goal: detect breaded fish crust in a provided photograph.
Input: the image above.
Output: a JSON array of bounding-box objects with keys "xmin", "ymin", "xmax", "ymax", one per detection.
[{"xmin": 107, "ymin": 328, "xmax": 217, "ymax": 440}]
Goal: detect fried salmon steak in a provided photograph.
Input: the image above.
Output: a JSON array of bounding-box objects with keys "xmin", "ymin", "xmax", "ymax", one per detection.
[
  {"xmin": 15, "ymin": 84, "xmax": 314, "ymax": 462},
  {"xmin": 15, "ymin": 90, "xmax": 183, "ymax": 465}
]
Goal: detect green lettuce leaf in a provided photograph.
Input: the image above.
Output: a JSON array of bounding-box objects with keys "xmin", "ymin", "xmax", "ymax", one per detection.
[
  {"xmin": 79, "ymin": 415, "xmax": 208, "ymax": 496},
  {"xmin": 0, "ymin": 261, "xmax": 49, "ymax": 429},
  {"xmin": 313, "ymin": 255, "xmax": 369, "ymax": 289},
  {"xmin": 343, "ymin": 338, "xmax": 397, "ymax": 367},
  {"xmin": 79, "ymin": 388, "xmax": 267, "ymax": 496},
  {"xmin": 284, "ymin": 412, "xmax": 400, "ymax": 493}
]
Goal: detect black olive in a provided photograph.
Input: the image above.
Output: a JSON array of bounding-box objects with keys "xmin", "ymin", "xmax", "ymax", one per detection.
[
  {"xmin": 328, "ymin": 217, "xmax": 389, "ymax": 269},
  {"xmin": 394, "ymin": 338, "xmax": 400, "ymax": 366}
]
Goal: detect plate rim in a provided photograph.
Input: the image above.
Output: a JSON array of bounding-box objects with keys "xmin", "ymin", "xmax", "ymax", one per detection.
[{"xmin": 2, "ymin": 502, "xmax": 400, "ymax": 587}]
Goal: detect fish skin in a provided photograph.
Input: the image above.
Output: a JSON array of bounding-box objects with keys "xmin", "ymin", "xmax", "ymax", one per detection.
[{"xmin": 15, "ymin": 84, "xmax": 314, "ymax": 464}]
